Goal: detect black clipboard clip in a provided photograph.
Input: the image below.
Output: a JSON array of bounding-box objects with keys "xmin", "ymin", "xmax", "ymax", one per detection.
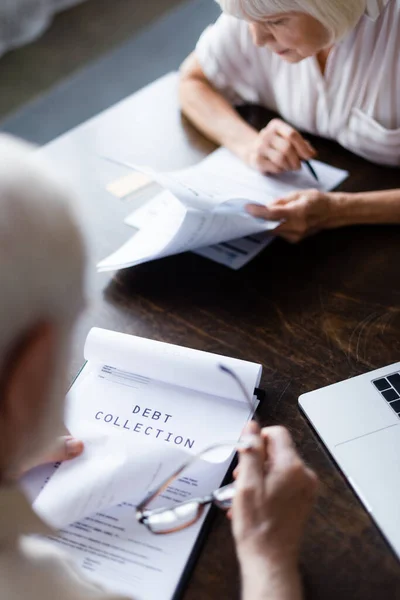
[{"xmin": 254, "ymin": 387, "xmax": 266, "ymax": 402}]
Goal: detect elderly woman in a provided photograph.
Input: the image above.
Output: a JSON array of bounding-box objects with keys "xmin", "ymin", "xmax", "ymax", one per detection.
[{"xmin": 179, "ymin": 0, "xmax": 400, "ymax": 242}]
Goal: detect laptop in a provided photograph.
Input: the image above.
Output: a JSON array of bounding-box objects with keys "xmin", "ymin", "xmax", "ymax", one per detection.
[{"xmin": 299, "ymin": 361, "xmax": 400, "ymax": 558}]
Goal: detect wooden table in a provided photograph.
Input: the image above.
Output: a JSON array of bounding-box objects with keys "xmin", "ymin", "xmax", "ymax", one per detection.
[{"xmin": 41, "ymin": 73, "xmax": 400, "ymax": 599}]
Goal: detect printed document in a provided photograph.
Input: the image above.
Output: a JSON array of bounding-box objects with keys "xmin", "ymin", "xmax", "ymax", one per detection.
[
  {"xmin": 98, "ymin": 148, "xmax": 348, "ymax": 271},
  {"xmin": 22, "ymin": 328, "xmax": 262, "ymax": 600},
  {"xmin": 125, "ymin": 191, "xmax": 274, "ymax": 270}
]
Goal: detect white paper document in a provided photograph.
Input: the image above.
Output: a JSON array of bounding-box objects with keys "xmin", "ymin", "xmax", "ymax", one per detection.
[
  {"xmin": 98, "ymin": 149, "xmax": 348, "ymax": 272},
  {"xmin": 22, "ymin": 328, "xmax": 262, "ymax": 600},
  {"xmin": 32, "ymin": 429, "xmax": 191, "ymax": 530},
  {"xmin": 126, "ymin": 191, "xmax": 274, "ymax": 271}
]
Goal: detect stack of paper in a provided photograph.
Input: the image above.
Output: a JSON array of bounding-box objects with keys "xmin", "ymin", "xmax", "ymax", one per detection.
[
  {"xmin": 98, "ymin": 148, "xmax": 348, "ymax": 271},
  {"xmin": 22, "ymin": 327, "xmax": 262, "ymax": 600}
]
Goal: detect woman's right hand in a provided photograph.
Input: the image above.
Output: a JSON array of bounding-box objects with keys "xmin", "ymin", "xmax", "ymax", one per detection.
[{"xmin": 244, "ymin": 119, "xmax": 316, "ymax": 175}]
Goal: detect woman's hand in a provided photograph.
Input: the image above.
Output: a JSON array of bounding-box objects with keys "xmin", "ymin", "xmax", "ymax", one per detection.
[
  {"xmin": 231, "ymin": 422, "xmax": 317, "ymax": 600},
  {"xmin": 244, "ymin": 119, "xmax": 316, "ymax": 175},
  {"xmin": 246, "ymin": 189, "xmax": 341, "ymax": 243},
  {"xmin": 19, "ymin": 435, "xmax": 84, "ymax": 476}
]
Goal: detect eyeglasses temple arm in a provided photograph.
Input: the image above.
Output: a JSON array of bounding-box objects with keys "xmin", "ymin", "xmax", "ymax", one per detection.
[
  {"xmin": 136, "ymin": 440, "xmax": 242, "ymax": 513},
  {"xmin": 218, "ymin": 364, "xmax": 260, "ymax": 424},
  {"xmin": 136, "ymin": 461, "xmax": 191, "ymax": 513},
  {"xmin": 137, "ymin": 365, "xmax": 258, "ymax": 514}
]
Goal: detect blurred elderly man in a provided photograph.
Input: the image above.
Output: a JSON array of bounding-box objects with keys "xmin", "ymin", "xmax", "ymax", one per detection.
[{"xmin": 0, "ymin": 135, "xmax": 317, "ymax": 600}]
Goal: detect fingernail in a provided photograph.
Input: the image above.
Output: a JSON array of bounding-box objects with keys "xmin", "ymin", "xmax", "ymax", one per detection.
[
  {"xmin": 246, "ymin": 204, "xmax": 268, "ymax": 217},
  {"xmin": 243, "ymin": 421, "xmax": 257, "ymax": 433},
  {"xmin": 245, "ymin": 204, "xmax": 257, "ymax": 215},
  {"xmin": 66, "ymin": 438, "xmax": 84, "ymax": 458}
]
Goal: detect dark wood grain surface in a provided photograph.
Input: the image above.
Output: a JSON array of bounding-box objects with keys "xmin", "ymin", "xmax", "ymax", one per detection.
[{"xmin": 42, "ymin": 74, "xmax": 400, "ymax": 600}]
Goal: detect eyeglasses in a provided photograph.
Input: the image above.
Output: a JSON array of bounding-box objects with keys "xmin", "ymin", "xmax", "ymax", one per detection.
[{"xmin": 135, "ymin": 365, "xmax": 260, "ymax": 535}]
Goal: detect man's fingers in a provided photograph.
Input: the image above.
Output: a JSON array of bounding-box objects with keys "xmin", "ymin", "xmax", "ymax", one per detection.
[
  {"xmin": 261, "ymin": 426, "xmax": 294, "ymax": 451},
  {"xmin": 19, "ymin": 435, "xmax": 84, "ymax": 476},
  {"xmin": 235, "ymin": 423, "xmax": 265, "ymax": 508},
  {"xmin": 261, "ymin": 426, "xmax": 301, "ymax": 473},
  {"xmin": 45, "ymin": 436, "xmax": 84, "ymax": 463},
  {"xmin": 240, "ymin": 420, "xmax": 261, "ymax": 440}
]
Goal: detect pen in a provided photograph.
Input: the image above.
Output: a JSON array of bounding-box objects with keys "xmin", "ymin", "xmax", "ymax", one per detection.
[{"xmin": 304, "ymin": 160, "xmax": 319, "ymax": 182}]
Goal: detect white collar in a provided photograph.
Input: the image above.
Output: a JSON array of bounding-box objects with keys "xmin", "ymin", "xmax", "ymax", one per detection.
[
  {"xmin": 365, "ymin": 0, "xmax": 390, "ymax": 20},
  {"xmin": 0, "ymin": 485, "xmax": 52, "ymax": 541}
]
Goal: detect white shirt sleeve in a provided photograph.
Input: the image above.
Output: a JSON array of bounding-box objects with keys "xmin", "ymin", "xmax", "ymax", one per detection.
[{"xmin": 195, "ymin": 14, "xmax": 262, "ymax": 105}]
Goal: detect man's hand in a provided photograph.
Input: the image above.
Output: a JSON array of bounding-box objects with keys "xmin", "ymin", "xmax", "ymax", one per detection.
[
  {"xmin": 20, "ymin": 435, "xmax": 84, "ymax": 475},
  {"xmin": 244, "ymin": 119, "xmax": 316, "ymax": 175},
  {"xmin": 231, "ymin": 422, "xmax": 317, "ymax": 600},
  {"xmin": 246, "ymin": 189, "xmax": 341, "ymax": 243}
]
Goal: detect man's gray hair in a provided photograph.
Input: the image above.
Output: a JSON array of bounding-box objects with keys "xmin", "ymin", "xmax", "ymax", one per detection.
[
  {"xmin": 0, "ymin": 134, "xmax": 85, "ymax": 371},
  {"xmin": 0, "ymin": 134, "xmax": 86, "ymax": 462},
  {"xmin": 216, "ymin": 0, "xmax": 367, "ymax": 40}
]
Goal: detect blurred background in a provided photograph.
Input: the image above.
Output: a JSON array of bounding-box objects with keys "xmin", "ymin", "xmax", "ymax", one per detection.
[{"xmin": 0, "ymin": 0, "xmax": 219, "ymax": 144}]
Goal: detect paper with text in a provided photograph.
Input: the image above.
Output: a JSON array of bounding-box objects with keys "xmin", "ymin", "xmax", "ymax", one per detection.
[
  {"xmin": 194, "ymin": 233, "xmax": 273, "ymax": 269},
  {"xmin": 84, "ymin": 327, "xmax": 261, "ymax": 402},
  {"xmin": 97, "ymin": 191, "xmax": 276, "ymax": 271},
  {"xmin": 126, "ymin": 192, "xmax": 274, "ymax": 270},
  {"xmin": 98, "ymin": 148, "xmax": 348, "ymax": 271},
  {"xmin": 23, "ymin": 328, "xmax": 262, "ymax": 600},
  {"xmin": 106, "ymin": 147, "xmax": 347, "ymax": 212},
  {"xmin": 33, "ymin": 429, "xmax": 190, "ymax": 529},
  {"xmin": 153, "ymin": 147, "xmax": 348, "ymax": 208}
]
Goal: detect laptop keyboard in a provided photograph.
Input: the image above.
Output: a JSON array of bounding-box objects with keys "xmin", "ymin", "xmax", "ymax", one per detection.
[{"xmin": 373, "ymin": 372, "xmax": 400, "ymax": 415}]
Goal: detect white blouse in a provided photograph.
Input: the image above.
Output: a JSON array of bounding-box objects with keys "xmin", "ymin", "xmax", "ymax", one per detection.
[{"xmin": 195, "ymin": 0, "xmax": 400, "ymax": 166}]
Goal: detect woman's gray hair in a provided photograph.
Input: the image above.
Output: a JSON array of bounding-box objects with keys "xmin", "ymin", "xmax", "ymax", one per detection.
[{"xmin": 216, "ymin": 0, "xmax": 368, "ymax": 41}]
